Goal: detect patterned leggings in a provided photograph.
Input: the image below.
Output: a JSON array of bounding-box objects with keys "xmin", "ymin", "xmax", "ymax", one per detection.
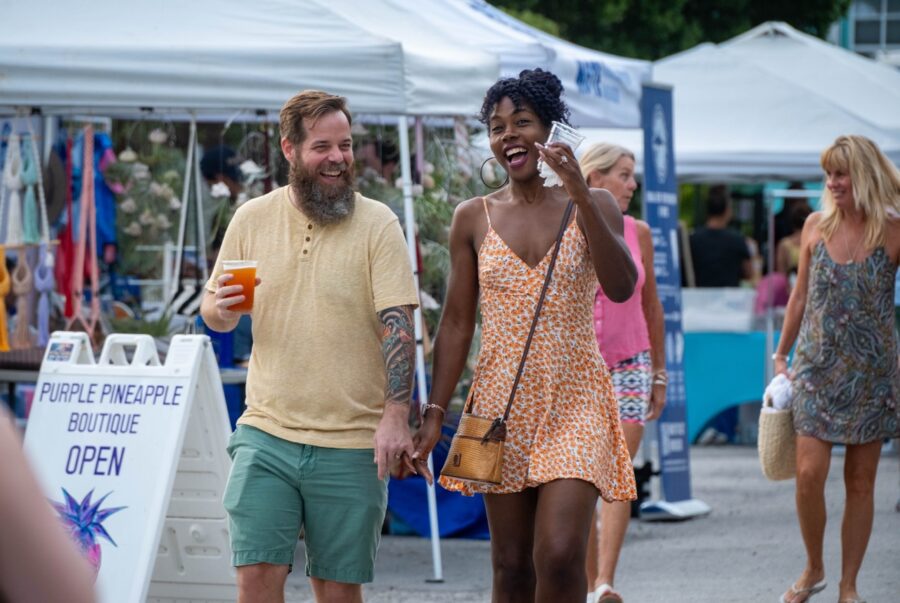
[{"xmin": 610, "ymin": 350, "xmax": 651, "ymax": 425}]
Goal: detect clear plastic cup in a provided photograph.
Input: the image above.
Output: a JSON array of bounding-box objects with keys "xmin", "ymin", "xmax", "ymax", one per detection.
[
  {"xmin": 540, "ymin": 121, "xmax": 586, "ymax": 187},
  {"xmin": 545, "ymin": 121, "xmax": 585, "ymax": 151},
  {"xmin": 222, "ymin": 260, "xmax": 257, "ymax": 312}
]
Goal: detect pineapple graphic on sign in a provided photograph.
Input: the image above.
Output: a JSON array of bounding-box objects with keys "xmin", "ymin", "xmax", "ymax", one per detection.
[{"xmin": 52, "ymin": 488, "xmax": 126, "ymax": 577}]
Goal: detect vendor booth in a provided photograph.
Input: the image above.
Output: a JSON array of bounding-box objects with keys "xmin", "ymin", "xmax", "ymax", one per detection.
[
  {"xmin": 1, "ymin": 0, "xmax": 705, "ymax": 594},
  {"xmin": 0, "ymin": 0, "xmax": 501, "ymax": 592}
]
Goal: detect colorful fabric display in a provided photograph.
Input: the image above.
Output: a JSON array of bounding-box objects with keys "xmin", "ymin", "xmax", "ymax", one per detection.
[
  {"xmin": 20, "ymin": 134, "xmax": 41, "ymax": 244},
  {"xmin": 34, "ymin": 243, "xmax": 54, "ymax": 347},
  {"xmin": 11, "ymin": 250, "xmax": 34, "ymax": 349},
  {"xmin": 2, "ymin": 133, "xmax": 24, "ymax": 247},
  {"xmin": 65, "ymin": 126, "xmax": 100, "ymax": 337},
  {"xmin": 0, "ymin": 245, "xmax": 10, "ymax": 351}
]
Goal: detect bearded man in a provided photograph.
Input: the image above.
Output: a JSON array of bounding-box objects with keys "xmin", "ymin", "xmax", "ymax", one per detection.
[{"xmin": 201, "ymin": 90, "xmax": 419, "ymax": 603}]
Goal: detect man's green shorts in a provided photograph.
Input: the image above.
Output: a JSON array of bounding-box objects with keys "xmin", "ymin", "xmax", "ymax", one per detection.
[{"xmin": 223, "ymin": 425, "xmax": 387, "ymax": 584}]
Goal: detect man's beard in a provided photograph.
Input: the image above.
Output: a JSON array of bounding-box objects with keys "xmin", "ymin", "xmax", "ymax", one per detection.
[{"xmin": 289, "ymin": 157, "xmax": 356, "ymax": 225}]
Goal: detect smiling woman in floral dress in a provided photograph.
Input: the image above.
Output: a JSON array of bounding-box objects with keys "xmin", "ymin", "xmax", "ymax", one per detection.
[{"xmin": 410, "ymin": 69, "xmax": 637, "ymax": 602}]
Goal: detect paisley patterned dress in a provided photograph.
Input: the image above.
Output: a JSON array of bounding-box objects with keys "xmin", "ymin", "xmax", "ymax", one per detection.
[
  {"xmin": 439, "ymin": 200, "xmax": 636, "ymax": 501},
  {"xmin": 792, "ymin": 241, "xmax": 900, "ymax": 443}
]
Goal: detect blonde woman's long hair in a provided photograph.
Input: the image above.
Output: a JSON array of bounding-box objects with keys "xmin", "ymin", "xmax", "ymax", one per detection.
[
  {"xmin": 819, "ymin": 134, "xmax": 900, "ymax": 249},
  {"xmin": 580, "ymin": 143, "xmax": 635, "ymax": 183}
]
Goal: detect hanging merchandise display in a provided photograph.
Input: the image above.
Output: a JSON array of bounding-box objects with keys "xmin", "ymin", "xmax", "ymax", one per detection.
[
  {"xmin": 10, "ymin": 249, "xmax": 34, "ymax": 349},
  {"xmin": 1, "ymin": 133, "xmax": 25, "ymax": 247},
  {"xmin": 55, "ymin": 135, "xmax": 76, "ymax": 319},
  {"xmin": 20, "ymin": 133, "xmax": 41, "ymax": 244},
  {"xmin": 24, "ymin": 116, "xmax": 54, "ymax": 346},
  {"xmin": 0, "ymin": 245, "xmax": 10, "ymax": 352},
  {"xmin": 34, "ymin": 242, "xmax": 53, "ymax": 346},
  {"xmin": 64, "ymin": 125, "xmax": 100, "ymax": 338}
]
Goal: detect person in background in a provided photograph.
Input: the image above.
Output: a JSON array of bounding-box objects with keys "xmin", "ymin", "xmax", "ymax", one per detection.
[
  {"xmin": 773, "ymin": 135, "xmax": 900, "ymax": 603},
  {"xmin": 689, "ymin": 186, "xmax": 754, "ymax": 287},
  {"xmin": 776, "ymin": 203, "xmax": 813, "ymax": 284},
  {"xmin": 200, "ymin": 145, "xmax": 243, "ymax": 201},
  {"xmin": 774, "ymin": 182, "xmax": 810, "ymax": 249},
  {"xmin": 201, "ymin": 90, "xmax": 419, "ymax": 603},
  {"xmin": 579, "ymin": 143, "xmax": 666, "ymax": 603},
  {"xmin": 0, "ymin": 407, "xmax": 96, "ymax": 603},
  {"xmin": 356, "ymin": 136, "xmax": 400, "ymax": 183},
  {"xmin": 410, "ymin": 69, "xmax": 637, "ymax": 602},
  {"xmin": 200, "ymin": 145, "xmax": 245, "ymax": 252}
]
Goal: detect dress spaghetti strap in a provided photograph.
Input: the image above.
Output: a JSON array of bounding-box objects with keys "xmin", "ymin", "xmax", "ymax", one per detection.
[{"xmin": 481, "ymin": 197, "xmax": 492, "ymax": 228}]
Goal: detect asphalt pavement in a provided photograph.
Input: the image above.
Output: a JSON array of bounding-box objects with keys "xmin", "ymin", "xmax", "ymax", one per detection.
[{"xmin": 286, "ymin": 446, "xmax": 900, "ymax": 602}]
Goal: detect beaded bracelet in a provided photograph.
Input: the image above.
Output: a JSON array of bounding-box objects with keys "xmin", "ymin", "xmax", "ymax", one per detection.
[
  {"xmin": 652, "ymin": 369, "xmax": 668, "ymax": 382},
  {"xmin": 421, "ymin": 403, "xmax": 446, "ymax": 418}
]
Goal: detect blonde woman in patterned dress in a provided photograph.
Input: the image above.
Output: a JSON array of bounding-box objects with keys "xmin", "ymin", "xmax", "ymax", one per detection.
[
  {"xmin": 410, "ymin": 69, "xmax": 638, "ymax": 602},
  {"xmin": 773, "ymin": 135, "xmax": 900, "ymax": 603}
]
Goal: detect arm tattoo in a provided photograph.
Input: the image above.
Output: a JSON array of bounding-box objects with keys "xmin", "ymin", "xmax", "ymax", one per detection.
[{"xmin": 378, "ymin": 305, "xmax": 416, "ymax": 406}]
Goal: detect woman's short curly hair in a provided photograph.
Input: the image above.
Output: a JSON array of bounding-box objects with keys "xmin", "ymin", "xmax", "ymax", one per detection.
[{"xmin": 478, "ymin": 68, "xmax": 570, "ymax": 128}]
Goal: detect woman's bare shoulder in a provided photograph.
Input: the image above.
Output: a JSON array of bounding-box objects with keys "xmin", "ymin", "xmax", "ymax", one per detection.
[{"xmin": 453, "ymin": 196, "xmax": 486, "ymax": 221}]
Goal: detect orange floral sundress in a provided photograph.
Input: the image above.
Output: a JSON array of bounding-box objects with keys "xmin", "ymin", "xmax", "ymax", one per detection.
[{"xmin": 439, "ymin": 200, "xmax": 636, "ymax": 501}]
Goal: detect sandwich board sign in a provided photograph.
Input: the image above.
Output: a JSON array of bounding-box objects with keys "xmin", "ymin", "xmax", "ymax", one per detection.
[{"xmin": 23, "ymin": 331, "xmax": 237, "ymax": 602}]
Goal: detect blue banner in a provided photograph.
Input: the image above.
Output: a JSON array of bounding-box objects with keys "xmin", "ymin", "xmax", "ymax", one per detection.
[{"xmin": 641, "ymin": 85, "xmax": 693, "ymax": 502}]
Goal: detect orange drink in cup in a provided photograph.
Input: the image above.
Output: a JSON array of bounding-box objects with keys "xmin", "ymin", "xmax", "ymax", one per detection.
[{"xmin": 222, "ymin": 260, "xmax": 257, "ymax": 312}]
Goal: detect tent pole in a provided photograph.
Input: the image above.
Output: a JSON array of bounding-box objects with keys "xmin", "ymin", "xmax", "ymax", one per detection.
[
  {"xmin": 397, "ymin": 115, "xmax": 443, "ymax": 583},
  {"xmin": 414, "ymin": 117, "xmax": 425, "ymax": 183},
  {"xmin": 765, "ymin": 189, "xmax": 775, "ymax": 385}
]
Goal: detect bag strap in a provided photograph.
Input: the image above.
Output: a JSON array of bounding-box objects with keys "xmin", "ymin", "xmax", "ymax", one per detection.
[{"xmin": 466, "ymin": 200, "xmax": 575, "ymax": 426}]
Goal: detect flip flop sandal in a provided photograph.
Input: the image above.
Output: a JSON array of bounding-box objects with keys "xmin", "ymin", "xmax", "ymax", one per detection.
[
  {"xmin": 779, "ymin": 580, "xmax": 826, "ymax": 603},
  {"xmin": 590, "ymin": 583, "xmax": 623, "ymax": 603}
]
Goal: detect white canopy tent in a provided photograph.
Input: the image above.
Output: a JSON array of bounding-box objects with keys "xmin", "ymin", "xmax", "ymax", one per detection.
[
  {"xmin": 0, "ymin": 0, "xmax": 412, "ymax": 116},
  {"xmin": 318, "ymin": 1, "xmax": 501, "ymax": 117},
  {"xmin": 724, "ymin": 22, "xmax": 900, "ymax": 137},
  {"xmin": 326, "ymin": 0, "xmax": 652, "ymax": 128},
  {"xmin": 581, "ymin": 22, "xmax": 900, "ymax": 182},
  {"xmin": 427, "ymin": 0, "xmax": 652, "ymax": 128}
]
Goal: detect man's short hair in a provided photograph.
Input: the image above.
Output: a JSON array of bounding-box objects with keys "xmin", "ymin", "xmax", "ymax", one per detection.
[
  {"xmin": 706, "ymin": 185, "xmax": 731, "ymax": 218},
  {"xmin": 280, "ymin": 90, "xmax": 352, "ymax": 146}
]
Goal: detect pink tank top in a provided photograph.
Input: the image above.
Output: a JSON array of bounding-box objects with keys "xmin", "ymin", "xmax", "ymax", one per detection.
[{"xmin": 594, "ymin": 216, "xmax": 650, "ymax": 366}]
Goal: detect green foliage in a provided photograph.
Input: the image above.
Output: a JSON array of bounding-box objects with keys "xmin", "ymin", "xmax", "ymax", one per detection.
[
  {"xmin": 499, "ymin": 7, "xmax": 560, "ymax": 35},
  {"xmin": 494, "ymin": 0, "xmax": 851, "ymax": 59},
  {"xmin": 103, "ymin": 131, "xmax": 186, "ymax": 280},
  {"xmin": 108, "ymin": 314, "xmax": 171, "ymax": 338}
]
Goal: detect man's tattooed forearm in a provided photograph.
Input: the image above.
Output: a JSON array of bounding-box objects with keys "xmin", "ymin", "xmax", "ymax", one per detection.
[{"xmin": 378, "ymin": 305, "xmax": 415, "ymax": 405}]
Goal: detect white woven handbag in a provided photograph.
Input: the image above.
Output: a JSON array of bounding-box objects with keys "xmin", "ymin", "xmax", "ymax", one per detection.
[{"xmin": 758, "ymin": 391, "xmax": 796, "ymax": 481}]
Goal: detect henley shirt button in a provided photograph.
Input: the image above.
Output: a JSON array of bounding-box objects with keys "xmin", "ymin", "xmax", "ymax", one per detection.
[
  {"xmin": 303, "ymin": 249, "xmax": 308, "ymax": 254},
  {"xmin": 307, "ymin": 224, "xmax": 313, "ymax": 230},
  {"xmin": 305, "ymin": 236, "xmax": 311, "ymax": 241}
]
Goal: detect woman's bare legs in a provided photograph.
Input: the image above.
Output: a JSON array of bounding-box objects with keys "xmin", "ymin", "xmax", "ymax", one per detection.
[
  {"xmin": 533, "ymin": 479, "xmax": 599, "ymax": 602},
  {"xmin": 486, "ymin": 479, "xmax": 598, "ymax": 603},
  {"xmin": 838, "ymin": 439, "xmax": 882, "ymax": 602},
  {"xmin": 586, "ymin": 422, "xmax": 643, "ymax": 593},
  {"xmin": 783, "ymin": 435, "xmax": 831, "ymax": 602},
  {"xmin": 484, "ymin": 489, "xmax": 538, "ymax": 603}
]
